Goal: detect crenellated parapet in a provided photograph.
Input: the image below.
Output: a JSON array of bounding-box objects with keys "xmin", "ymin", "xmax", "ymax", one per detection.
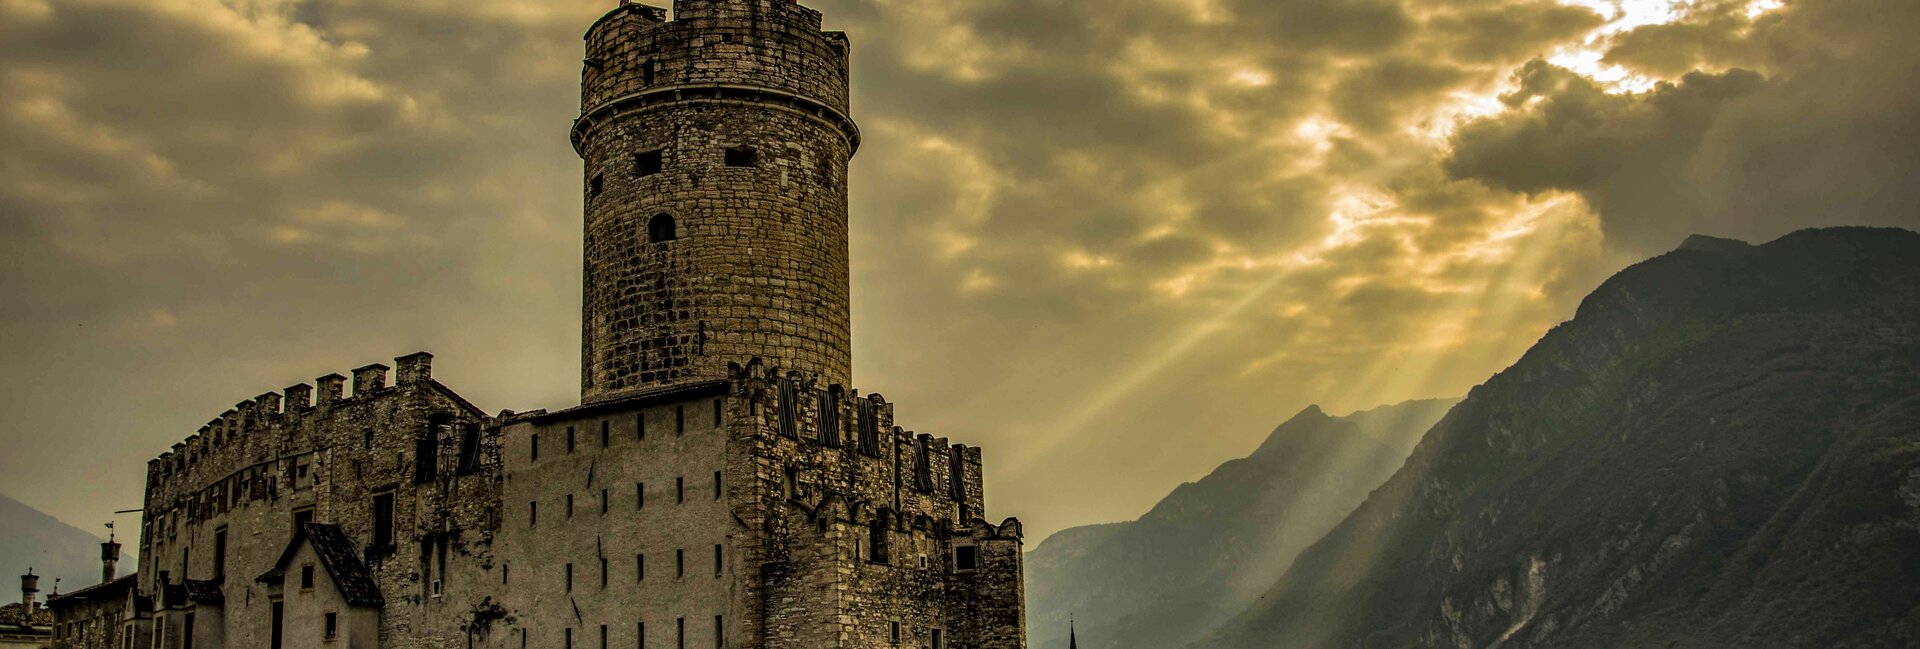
[
  {"xmin": 725, "ymin": 357, "xmax": 992, "ymax": 541},
  {"xmin": 139, "ymin": 352, "xmax": 483, "ymax": 535}
]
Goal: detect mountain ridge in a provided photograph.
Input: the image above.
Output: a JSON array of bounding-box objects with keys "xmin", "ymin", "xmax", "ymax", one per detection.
[
  {"xmin": 1198, "ymin": 226, "xmax": 1920, "ymax": 648},
  {"xmin": 1026, "ymin": 397, "xmax": 1458, "ymax": 649},
  {"xmin": 0, "ymin": 492, "xmax": 107, "ymax": 595}
]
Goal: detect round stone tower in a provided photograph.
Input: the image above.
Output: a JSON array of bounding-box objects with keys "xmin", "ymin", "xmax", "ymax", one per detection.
[{"xmin": 573, "ymin": 0, "xmax": 858, "ymax": 403}]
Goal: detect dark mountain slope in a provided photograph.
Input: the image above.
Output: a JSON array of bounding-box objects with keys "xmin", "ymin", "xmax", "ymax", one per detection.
[
  {"xmin": 1025, "ymin": 398, "xmax": 1457, "ymax": 649},
  {"xmin": 1199, "ymin": 227, "xmax": 1920, "ymax": 649},
  {"xmin": 0, "ymin": 493, "xmax": 106, "ymax": 593}
]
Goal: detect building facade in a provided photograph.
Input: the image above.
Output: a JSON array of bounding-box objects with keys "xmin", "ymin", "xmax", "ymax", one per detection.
[{"xmin": 52, "ymin": 1, "xmax": 1027, "ymax": 648}]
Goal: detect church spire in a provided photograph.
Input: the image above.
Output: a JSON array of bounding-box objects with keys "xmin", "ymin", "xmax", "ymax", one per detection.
[{"xmin": 1070, "ymin": 614, "xmax": 1078, "ymax": 649}]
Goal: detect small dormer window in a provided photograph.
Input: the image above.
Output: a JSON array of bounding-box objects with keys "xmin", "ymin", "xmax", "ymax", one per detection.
[{"xmin": 724, "ymin": 147, "xmax": 757, "ymax": 168}]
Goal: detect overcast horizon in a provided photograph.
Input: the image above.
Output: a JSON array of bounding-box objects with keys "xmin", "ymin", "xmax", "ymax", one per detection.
[{"xmin": 4, "ymin": 0, "xmax": 1918, "ymax": 557}]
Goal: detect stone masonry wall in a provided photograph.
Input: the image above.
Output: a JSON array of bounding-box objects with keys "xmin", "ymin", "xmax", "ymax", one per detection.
[
  {"xmin": 726, "ymin": 360, "xmax": 1026, "ymax": 649},
  {"xmin": 135, "ymin": 354, "xmax": 499, "ymax": 649}
]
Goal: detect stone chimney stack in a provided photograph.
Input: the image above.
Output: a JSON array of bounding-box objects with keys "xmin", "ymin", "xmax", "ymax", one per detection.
[
  {"xmin": 102, "ymin": 534, "xmax": 122, "ymax": 584},
  {"xmin": 20, "ymin": 569, "xmax": 38, "ymax": 613}
]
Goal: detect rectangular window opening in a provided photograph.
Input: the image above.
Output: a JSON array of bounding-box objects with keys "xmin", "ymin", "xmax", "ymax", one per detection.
[
  {"xmin": 370, "ymin": 495, "xmax": 393, "ymax": 549},
  {"xmin": 723, "ymin": 147, "xmax": 758, "ymax": 168},
  {"xmin": 954, "ymin": 545, "xmax": 978, "ymax": 572},
  {"xmin": 635, "ymin": 150, "xmax": 663, "ymax": 177}
]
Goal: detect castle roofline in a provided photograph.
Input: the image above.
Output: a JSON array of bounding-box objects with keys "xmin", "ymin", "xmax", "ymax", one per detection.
[{"xmin": 532, "ymin": 379, "xmax": 730, "ymax": 424}]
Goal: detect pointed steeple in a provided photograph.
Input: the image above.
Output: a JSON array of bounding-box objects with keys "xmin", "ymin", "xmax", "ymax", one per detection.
[{"xmin": 1069, "ymin": 614, "xmax": 1078, "ymax": 649}]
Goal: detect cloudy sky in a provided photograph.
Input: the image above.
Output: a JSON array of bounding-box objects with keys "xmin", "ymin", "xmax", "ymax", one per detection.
[{"xmin": 2, "ymin": 0, "xmax": 1916, "ymax": 549}]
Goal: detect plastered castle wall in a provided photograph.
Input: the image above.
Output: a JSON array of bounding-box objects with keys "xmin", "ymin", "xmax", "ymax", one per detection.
[
  {"xmin": 577, "ymin": 0, "xmax": 857, "ymax": 402},
  {"xmin": 488, "ymin": 382, "xmax": 741, "ymax": 649}
]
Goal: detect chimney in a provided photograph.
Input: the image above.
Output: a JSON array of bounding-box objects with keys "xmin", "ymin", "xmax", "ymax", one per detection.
[
  {"xmin": 395, "ymin": 352, "xmax": 434, "ymax": 386},
  {"xmin": 20, "ymin": 569, "xmax": 38, "ymax": 613},
  {"xmin": 102, "ymin": 535, "xmax": 122, "ymax": 584}
]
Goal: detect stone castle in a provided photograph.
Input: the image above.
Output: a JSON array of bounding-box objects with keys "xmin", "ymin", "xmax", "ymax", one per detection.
[{"xmin": 42, "ymin": 1, "xmax": 1028, "ymax": 647}]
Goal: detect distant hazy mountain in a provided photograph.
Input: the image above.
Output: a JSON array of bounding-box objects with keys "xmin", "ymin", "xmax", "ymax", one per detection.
[
  {"xmin": 0, "ymin": 493, "xmax": 105, "ymax": 593},
  {"xmin": 1200, "ymin": 228, "xmax": 1920, "ymax": 648},
  {"xmin": 1024, "ymin": 397, "xmax": 1457, "ymax": 649}
]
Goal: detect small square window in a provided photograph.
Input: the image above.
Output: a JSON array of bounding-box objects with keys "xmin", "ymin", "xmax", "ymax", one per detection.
[
  {"xmin": 635, "ymin": 150, "xmax": 663, "ymax": 177},
  {"xmin": 723, "ymin": 147, "xmax": 757, "ymax": 168},
  {"xmin": 954, "ymin": 545, "xmax": 978, "ymax": 572}
]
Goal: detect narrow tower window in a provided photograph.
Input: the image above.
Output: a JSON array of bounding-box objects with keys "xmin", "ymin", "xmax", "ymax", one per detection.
[
  {"xmin": 648, "ymin": 214, "xmax": 677, "ymax": 243},
  {"xmin": 723, "ymin": 147, "xmax": 757, "ymax": 168},
  {"xmin": 589, "ymin": 173, "xmax": 604, "ymax": 198}
]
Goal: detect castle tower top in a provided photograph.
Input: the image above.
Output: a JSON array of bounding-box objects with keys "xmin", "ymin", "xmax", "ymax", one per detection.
[{"xmin": 574, "ymin": 0, "xmax": 858, "ymax": 403}]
